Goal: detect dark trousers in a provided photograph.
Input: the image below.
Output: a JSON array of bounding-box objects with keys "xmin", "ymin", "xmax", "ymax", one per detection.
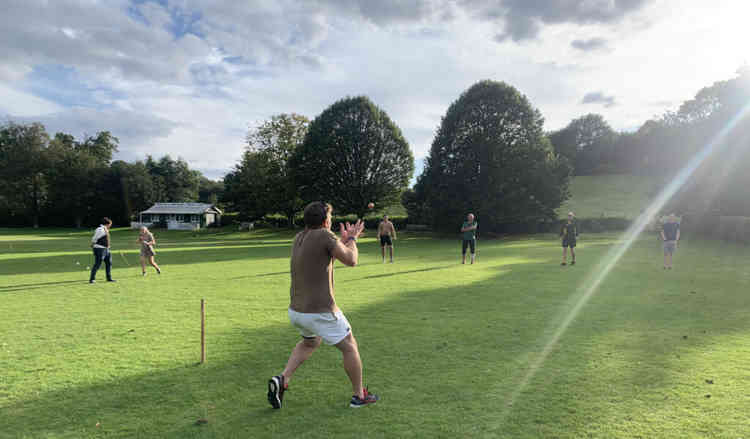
[
  {"xmin": 462, "ymin": 239, "xmax": 476, "ymax": 255},
  {"xmin": 90, "ymin": 247, "xmax": 112, "ymax": 281}
]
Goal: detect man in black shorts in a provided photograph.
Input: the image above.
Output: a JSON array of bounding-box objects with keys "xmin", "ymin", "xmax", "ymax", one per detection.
[
  {"xmin": 377, "ymin": 215, "xmax": 396, "ymax": 263},
  {"xmin": 560, "ymin": 212, "xmax": 577, "ymax": 266}
]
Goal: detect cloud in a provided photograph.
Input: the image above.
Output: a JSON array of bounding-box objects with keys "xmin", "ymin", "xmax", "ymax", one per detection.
[
  {"xmin": 581, "ymin": 91, "xmax": 617, "ymax": 108},
  {"xmin": 13, "ymin": 107, "xmax": 179, "ymax": 157},
  {"xmin": 471, "ymin": 0, "xmax": 651, "ymax": 42},
  {"xmin": 571, "ymin": 37, "xmax": 608, "ymax": 51}
]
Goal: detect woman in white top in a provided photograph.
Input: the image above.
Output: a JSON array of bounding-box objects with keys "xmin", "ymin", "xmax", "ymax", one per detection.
[{"xmin": 136, "ymin": 226, "xmax": 161, "ymax": 276}]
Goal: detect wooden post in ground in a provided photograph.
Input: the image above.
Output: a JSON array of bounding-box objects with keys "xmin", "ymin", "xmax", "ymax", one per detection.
[{"xmin": 200, "ymin": 299, "xmax": 206, "ymax": 364}]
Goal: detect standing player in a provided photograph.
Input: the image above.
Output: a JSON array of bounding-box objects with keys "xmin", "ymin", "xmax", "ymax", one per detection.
[
  {"xmin": 268, "ymin": 202, "xmax": 379, "ymax": 409},
  {"xmin": 377, "ymin": 215, "xmax": 397, "ymax": 263},
  {"xmin": 661, "ymin": 213, "xmax": 680, "ymax": 269},
  {"xmin": 560, "ymin": 212, "xmax": 578, "ymax": 266},
  {"xmin": 89, "ymin": 217, "xmax": 116, "ymax": 283},
  {"xmin": 461, "ymin": 213, "xmax": 478, "ymax": 264}
]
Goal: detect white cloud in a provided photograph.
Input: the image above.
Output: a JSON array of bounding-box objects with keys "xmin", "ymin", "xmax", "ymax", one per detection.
[{"xmin": 1, "ymin": 0, "xmax": 749, "ymax": 181}]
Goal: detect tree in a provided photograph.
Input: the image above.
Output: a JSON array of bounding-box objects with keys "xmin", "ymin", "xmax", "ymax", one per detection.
[
  {"xmin": 198, "ymin": 176, "xmax": 224, "ymax": 206},
  {"xmin": 0, "ymin": 122, "xmax": 50, "ymax": 227},
  {"xmin": 249, "ymin": 113, "xmax": 308, "ymax": 226},
  {"xmin": 222, "ymin": 114, "xmax": 309, "ymax": 225},
  {"xmin": 291, "ymin": 97, "xmax": 414, "ymax": 217},
  {"xmin": 417, "ymin": 80, "xmax": 571, "ymax": 232},
  {"xmin": 45, "ymin": 131, "xmax": 119, "ymax": 227},
  {"xmin": 548, "ymin": 114, "xmax": 617, "ymax": 175},
  {"xmin": 145, "ymin": 155, "xmax": 201, "ymax": 202},
  {"xmin": 223, "ymin": 150, "xmax": 276, "ymax": 221}
]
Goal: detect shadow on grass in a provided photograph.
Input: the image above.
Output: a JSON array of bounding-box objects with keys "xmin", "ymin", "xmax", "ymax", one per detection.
[
  {"xmin": 0, "ymin": 280, "xmax": 84, "ymax": 290},
  {"xmin": 0, "ymin": 242, "xmax": 294, "ymax": 276},
  {"xmin": 5, "ymin": 236, "xmax": 747, "ymax": 438}
]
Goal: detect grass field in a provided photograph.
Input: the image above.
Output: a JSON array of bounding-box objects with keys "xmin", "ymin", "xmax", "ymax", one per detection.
[
  {"xmin": 2, "ymin": 226, "xmax": 749, "ymax": 438},
  {"xmin": 557, "ymin": 174, "xmax": 661, "ymax": 219}
]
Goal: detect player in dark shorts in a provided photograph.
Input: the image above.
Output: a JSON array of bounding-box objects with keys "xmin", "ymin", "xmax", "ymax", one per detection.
[
  {"xmin": 660, "ymin": 213, "xmax": 680, "ymax": 269},
  {"xmin": 377, "ymin": 215, "xmax": 397, "ymax": 263},
  {"xmin": 560, "ymin": 212, "xmax": 578, "ymax": 266},
  {"xmin": 461, "ymin": 213, "xmax": 478, "ymax": 264}
]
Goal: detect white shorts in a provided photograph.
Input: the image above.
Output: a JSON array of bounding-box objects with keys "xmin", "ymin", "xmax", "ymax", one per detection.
[{"xmin": 288, "ymin": 308, "xmax": 352, "ymax": 345}]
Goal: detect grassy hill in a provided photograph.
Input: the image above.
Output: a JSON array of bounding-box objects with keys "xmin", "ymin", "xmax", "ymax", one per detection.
[{"xmin": 557, "ymin": 174, "xmax": 661, "ymax": 220}]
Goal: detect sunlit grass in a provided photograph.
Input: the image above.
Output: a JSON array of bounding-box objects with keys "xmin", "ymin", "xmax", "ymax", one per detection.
[{"xmin": 1, "ymin": 227, "xmax": 748, "ymax": 438}]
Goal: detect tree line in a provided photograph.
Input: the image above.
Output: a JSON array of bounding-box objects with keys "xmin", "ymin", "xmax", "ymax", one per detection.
[
  {"xmin": 6, "ymin": 69, "xmax": 747, "ymax": 231},
  {"xmin": 0, "ymin": 122, "xmax": 222, "ymax": 227}
]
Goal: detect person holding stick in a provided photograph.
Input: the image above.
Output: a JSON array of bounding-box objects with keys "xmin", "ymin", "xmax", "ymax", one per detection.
[
  {"xmin": 268, "ymin": 201, "xmax": 379, "ymax": 409},
  {"xmin": 137, "ymin": 226, "xmax": 161, "ymax": 276},
  {"xmin": 89, "ymin": 217, "xmax": 115, "ymax": 283}
]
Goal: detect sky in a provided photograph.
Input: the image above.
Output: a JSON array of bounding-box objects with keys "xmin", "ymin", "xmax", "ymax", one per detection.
[{"xmin": 1, "ymin": 0, "xmax": 749, "ymax": 180}]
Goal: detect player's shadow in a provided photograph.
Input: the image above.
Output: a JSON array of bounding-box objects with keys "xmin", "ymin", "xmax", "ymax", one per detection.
[
  {"xmin": 0, "ymin": 280, "xmax": 83, "ymax": 292},
  {"xmin": 354, "ymin": 265, "xmax": 454, "ymax": 281}
]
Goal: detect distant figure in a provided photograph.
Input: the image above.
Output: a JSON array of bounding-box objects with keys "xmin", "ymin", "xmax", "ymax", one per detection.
[
  {"xmin": 560, "ymin": 212, "xmax": 578, "ymax": 266},
  {"xmin": 267, "ymin": 202, "xmax": 379, "ymax": 409},
  {"xmin": 461, "ymin": 213, "xmax": 478, "ymax": 264},
  {"xmin": 377, "ymin": 215, "xmax": 397, "ymax": 263},
  {"xmin": 661, "ymin": 213, "xmax": 680, "ymax": 269},
  {"xmin": 89, "ymin": 217, "xmax": 115, "ymax": 283},
  {"xmin": 137, "ymin": 226, "xmax": 161, "ymax": 276}
]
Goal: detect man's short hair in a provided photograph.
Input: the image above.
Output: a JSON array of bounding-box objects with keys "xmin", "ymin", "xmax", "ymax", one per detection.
[
  {"xmin": 102, "ymin": 217, "xmax": 112, "ymax": 225},
  {"xmin": 303, "ymin": 202, "xmax": 332, "ymax": 228}
]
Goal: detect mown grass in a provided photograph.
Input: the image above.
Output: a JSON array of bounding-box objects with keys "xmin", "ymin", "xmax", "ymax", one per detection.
[
  {"xmin": 557, "ymin": 174, "xmax": 661, "ymax": 219},
  {"xmin": 1, "ymin": 226, "xmax": 748, "ymax": 438}
]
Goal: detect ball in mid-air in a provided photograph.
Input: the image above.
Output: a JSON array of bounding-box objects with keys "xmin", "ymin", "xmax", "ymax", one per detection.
[{"xmin": 367, "ymin": 202, "xmax": 374, "ymax": 209}]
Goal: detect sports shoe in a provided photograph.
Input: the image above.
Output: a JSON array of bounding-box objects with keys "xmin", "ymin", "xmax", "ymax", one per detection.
[
  {"xmin": 107, "ymin": 279, "xmax": 117, "ymax": 282},
  {"xmin": 350, "ymin": 387, "xmax": 379, "ymax": 408},
  {"xmin": 561, "ymin": 262, "xmax": 566, "ymax": 266},
  {"xmin": 267, "ymin": 375, "xmax": 287, "ymax": 409},
  {"xmin": 142, "ymin": 272, "xmax": 147, "ymax": 276},
  {"xmin": 570, "ymin": 261, "xmax": 575, "ymax": 266}
]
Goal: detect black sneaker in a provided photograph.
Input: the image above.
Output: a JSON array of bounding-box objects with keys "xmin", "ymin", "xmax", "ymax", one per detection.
[
  {"xmin": 89, "ymin": 280, "xmax": 96, "ymax": 284},
  {"xmin": 268, "ymin": 375, "xmax": 286, "ymax": 409},
  {"xmin": 570, "ymin": 261, "xmax": 575, "ymax": 266},
  {"xmin": 350, "ymin": 387, "xmax": 379, "ymax": 408},
  {"xmin": 561, "ymin": 262, "xmax": 566, "ymax": 266},
  {"xmin": 107, "ymin": 279, "xmax": 117, "ymax": 282}
]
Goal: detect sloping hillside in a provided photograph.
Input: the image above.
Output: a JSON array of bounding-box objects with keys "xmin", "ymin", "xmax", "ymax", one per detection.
[{"xmin": 557, "ymin": 174, "xmax": 661, "ymax": 219}]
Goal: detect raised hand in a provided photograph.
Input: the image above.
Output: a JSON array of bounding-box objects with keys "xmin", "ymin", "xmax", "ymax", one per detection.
[{"xmin": 340, "ymin": 220, "xmax": 364, "ymax": 242}]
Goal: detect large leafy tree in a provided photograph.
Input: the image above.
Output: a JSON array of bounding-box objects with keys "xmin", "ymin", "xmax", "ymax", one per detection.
[
  {"xmin": 145, "ymin": 155, "xmax": 201, "ymax": 202},
  {"xmin": 222, "ymin": 113, "xmax": 309, "ymax": 225},
  {"xmin": 548, "ymin": 114, "xmax": 617, "ymax": 175},
  {"xmin": 45, "ymin": 131, "xmax": 118, "ymax": 227},
  {"xmin": 418, "ymin": 80, "xmax": 571, "ymax": 232},
  {"xmin": 291, "ymin": 96, "xmax": 414, "ymax": 217},
  {"xmin": 0, "ymin": 122, "xmax": 50, "ymax": 227}
]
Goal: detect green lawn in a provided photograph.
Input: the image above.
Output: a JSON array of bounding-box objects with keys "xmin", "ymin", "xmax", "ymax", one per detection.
[
  {"xmin": 2, "ymin": 226, "xmax": 749, "ymax": 438},
  {"xmin": 558, "ymin": 174, "xmax": 661, "ymax": 219}
]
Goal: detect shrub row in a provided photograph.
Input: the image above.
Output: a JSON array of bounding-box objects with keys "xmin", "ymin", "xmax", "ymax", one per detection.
[{"xmin": 248, "ymin": 214, "xmax": 409, "ymax": 230}]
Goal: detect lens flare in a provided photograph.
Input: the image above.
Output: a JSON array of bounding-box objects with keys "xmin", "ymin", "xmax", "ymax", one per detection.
[{"xmin": 499, "ymin": 101, "xmax": 750, "ymax": 420}]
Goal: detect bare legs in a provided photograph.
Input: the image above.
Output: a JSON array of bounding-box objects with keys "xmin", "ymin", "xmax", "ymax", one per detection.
[
  {"xmin": 664, "ymin": 251, "xmax": 673, "ymax": 269},
  {"xmin": 381, "ymin": 245, "xmax": 394, "ymax": 263},
  {"xmin": 140, "ymin": 255, "xmax": 161, "ymax": 274},
  {"xmin": 282, "ymin": 337, "xmax": 321, "ymax": 384},
  {"xmin": 280, "ymin": 333, "xmax": 364, "ymax": 399}
]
